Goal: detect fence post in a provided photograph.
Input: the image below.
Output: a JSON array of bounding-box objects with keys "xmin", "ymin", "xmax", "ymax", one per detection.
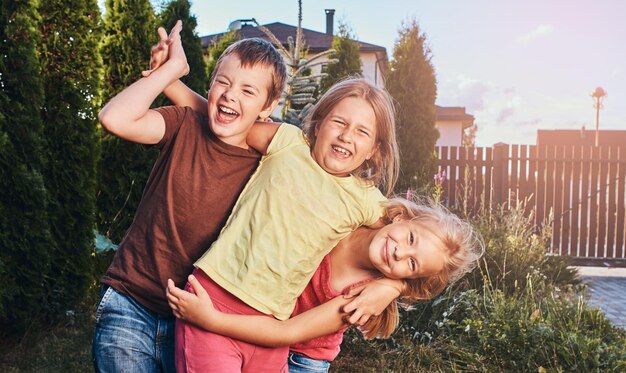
[{"xmin": 493, "ymin": 142, "xmax": 509, "ymax": 207}]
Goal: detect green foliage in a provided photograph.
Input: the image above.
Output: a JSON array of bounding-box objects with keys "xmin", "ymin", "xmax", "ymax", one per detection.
[
  {"xmin": 351, "ymin": 283, "xmax": 626, "ymax": 372},
  {"xmin": 0, "ymin": 0, "xmax": 45, "ymax": 167},
  {"xmin": 0, "ymin": 305, "xmax": 95, "ymax": 372},
  {"xmin": 205, "ymin": 29, "xmax": 239, "ymax": 83},
  {"xmin": 100, "ymin": 0, "xmax": 157, "ymax": 99},
  {"xmin": 156, "ymin": 0, "xmax": 207, "ymax": 106},
  {"xmin": 466, "ymin": 203, "xmax": 579, "ymax": 294},
  {"xmin": 403, "ymin": 280, "xmax": 626, "ymax": 372},
  {"xmin": 319, "ymin": 22, "xmax": 362, "ymax": 95},
  {"xmin": 386, "ymin": 19, "xmax": 438, "ymax": 192},
  {"xmin": 37, "ymin": 0, "xmax": 103, "ymax": 323},
  {"xmin": 97, "ymin": 0, "xmax": 159, "ymax": 242},
  {"xmin": 0, "ymin": 0, "xmax": 53, "ymax": 334}
]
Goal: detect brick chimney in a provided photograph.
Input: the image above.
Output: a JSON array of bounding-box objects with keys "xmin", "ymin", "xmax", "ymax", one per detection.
[{"xmin": 325, "ymin": 9, "xmax": 335, "ymax": 35}]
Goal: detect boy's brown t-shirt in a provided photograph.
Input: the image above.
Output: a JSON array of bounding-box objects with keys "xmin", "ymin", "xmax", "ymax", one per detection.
[{"xmin": 101, "ymin": 106, "xmax": 261, "ymax": 315}]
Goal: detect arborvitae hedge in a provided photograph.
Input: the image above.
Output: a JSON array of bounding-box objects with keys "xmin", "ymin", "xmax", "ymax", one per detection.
[
  {"xmin": 38, "ymin": 0, "xmax": 102, "ymax": 314},
  {"xmin": 0, "ymin": 0, "xmax": 53, "ymax": 333},
  {"xmin": 157, "ymin": 0, "xmax": 208, "ymax": 107},
  {"xmin": 387, "ymin": 20, "xmax": 438, "ymax": 192},
  {"xmin": 97, "ymin": 0, "xmax": 158, "ymax": 243}
]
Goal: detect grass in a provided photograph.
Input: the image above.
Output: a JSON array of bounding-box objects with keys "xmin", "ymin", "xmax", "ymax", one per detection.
[
  {"xmin": 0, "ymin": 273, "xmax": 102, "ymax": 372},
  {"xmin": 0, "ymin": 310, "xmax": 94, "ymax": 372}
]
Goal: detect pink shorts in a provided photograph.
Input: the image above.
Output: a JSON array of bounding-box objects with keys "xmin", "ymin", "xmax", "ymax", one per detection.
[{"xmin": 175, "ymin": 268, "xmax": 288, "ymax": 373}]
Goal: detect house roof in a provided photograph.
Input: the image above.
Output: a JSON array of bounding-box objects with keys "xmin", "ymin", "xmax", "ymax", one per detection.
[
  {"xmin": 436, "ymin": 105, "xmax": 475, "ymax": 129},
  {"xmin": 200, "ymin": 22, "xmax": 388, "ymax": 59}
]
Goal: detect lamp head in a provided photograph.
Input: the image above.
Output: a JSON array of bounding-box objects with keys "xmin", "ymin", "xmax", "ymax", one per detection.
[{"xmin": 592, "ymin": 87, "xmax": 607, "ymax": 99}]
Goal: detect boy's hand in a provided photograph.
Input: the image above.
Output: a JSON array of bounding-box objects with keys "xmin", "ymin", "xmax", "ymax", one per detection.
[
  {"xmin": 142, "ymin": 20, "xmax": 189, "ymax": 79},
  {"xmin": 341, "ymin": 279, "xmax": 403, "ymax": 325},
  {"xmin": 166, "ymin": 274, "xmax": 216, "ymax": 329}
]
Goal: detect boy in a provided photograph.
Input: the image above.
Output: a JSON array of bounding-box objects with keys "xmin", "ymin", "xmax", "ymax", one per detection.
[{"xmin": 92, "ymin": 21, "xmax": 287, "ymax": 373}]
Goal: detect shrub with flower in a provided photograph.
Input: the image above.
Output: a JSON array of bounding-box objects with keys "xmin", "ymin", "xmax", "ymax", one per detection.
[{"xmin": 432, "ymin": 170, "xmax": 446, "ymax": 205}]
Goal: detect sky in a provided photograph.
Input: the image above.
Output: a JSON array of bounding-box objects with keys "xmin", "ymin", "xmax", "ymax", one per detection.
[{"xmin": 150, "ymin": 0, "xmax": 625, "ymax": 146}]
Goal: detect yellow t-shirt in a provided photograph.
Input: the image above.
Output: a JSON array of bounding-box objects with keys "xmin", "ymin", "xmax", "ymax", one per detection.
[{"xmin": 195, "ymin": 124, "xmax": 385, "ymax": 320}]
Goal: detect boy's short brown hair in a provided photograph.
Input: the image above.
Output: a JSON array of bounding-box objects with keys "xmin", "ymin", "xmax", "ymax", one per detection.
[{"xmin": 211, "ymin": 38, "xmax": 287, "ymax": 107}]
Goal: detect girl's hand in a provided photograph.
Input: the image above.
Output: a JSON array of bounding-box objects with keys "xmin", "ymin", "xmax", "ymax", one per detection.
[
  {"xmin": 142, "ymin": 20, "xmax": 189, "ymax": 78},
  {"xmin": 341, "ymin": 279, "xmax": 402, "ymax": 325},
  {"xmin": 166, "ymin": 274, "xmax": 216, "ymax": 329},
  {"xmin": 142, "ymin": 26, "xmax": 171, "ymax": 77}
]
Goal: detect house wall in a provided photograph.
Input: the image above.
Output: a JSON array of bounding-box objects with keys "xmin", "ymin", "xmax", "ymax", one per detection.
[
  {"xmin": 300, "ymin": 51, "xmax": 382, "ymax": 87},
  {"xmin": 361, "ymin": 52, "xmax": 384, "ymax": 87},
  {"xmin": 436, "ymin": 120, "xmax": 463, "ymax": 146}
]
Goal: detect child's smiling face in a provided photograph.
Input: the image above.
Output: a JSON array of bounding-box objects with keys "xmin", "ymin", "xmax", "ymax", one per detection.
[
  {"xmin": 207, "ymin": 54, "xmax": 276, "ymax": 148},
  {"xmin": 369, "ymin": 219, "xmax": 447, "ymax": 280},
  {"xmin": 310, "ymin": 97, "xmax": 378, "ymax": 177}
]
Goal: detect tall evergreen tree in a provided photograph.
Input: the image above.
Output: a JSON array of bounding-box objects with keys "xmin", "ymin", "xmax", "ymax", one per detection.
[
  {"xmin": 386, "ymin": 20, "xmax": 438, "ymax": 192},
  {"xmin": 38, "ymin": 0, "xmax": 102, "ymax": 313},
  {"xmin": 97, "ymin": 0, "xmax": 158, "ymax": 242},
  {"xmin": 319, "ymin": 22, "xmax": 362, "ymax": 95},
  {"xmin": 157, "ymin": 0, "xmax": 207, "ymax": 103},
  {"xmin": 0, "ymin": 0, "xmax": 52, "ymax": 332}
]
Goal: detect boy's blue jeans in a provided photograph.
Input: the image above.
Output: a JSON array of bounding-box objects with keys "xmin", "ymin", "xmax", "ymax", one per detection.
[
  {"xmin": 92, "ymin": 286, "xmax": 175, "ymax": 373},
  {"xmin": 288, "ymin": 352, "xmax": 331, "ymax": 373}
]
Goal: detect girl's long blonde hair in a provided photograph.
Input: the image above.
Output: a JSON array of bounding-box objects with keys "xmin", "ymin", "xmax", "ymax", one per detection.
[
  {"xmin": 301, "ymin": 78, "xmax": 399, "ymax": 196},
  {"xmin": 360, "ymin": 196, "xmax": 484, "ymax": 339}
]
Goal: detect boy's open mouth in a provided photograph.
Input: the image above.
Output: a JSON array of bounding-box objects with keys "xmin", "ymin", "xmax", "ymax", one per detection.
[{"xmin": 217, "ymin": 105, "xmax": 240, "ymax": 122}]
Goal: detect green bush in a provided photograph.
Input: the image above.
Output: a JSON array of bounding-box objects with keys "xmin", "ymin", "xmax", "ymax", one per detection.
[{"xmin": 466, "ymin": 202, "xmax": 579, "ymax": 295}]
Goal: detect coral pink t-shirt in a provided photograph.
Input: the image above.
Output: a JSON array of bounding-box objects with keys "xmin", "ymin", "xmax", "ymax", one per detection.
[{"xmin": 289, "ymin": 255, "xmax": 372, "ymax": 361}]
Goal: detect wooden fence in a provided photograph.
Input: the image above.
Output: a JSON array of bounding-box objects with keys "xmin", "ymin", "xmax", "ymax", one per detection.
[{"xmin": 436, "ymin": 144, "xmax": 626, "ymax": 261}]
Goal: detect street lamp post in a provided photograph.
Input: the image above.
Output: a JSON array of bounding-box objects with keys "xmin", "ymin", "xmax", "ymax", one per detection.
[{"xmin": 591, "ymin": 87, "xmax": 607, "ymax": 147}]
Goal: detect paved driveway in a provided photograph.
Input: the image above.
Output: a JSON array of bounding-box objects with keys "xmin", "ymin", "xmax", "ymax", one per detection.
[{"xmin": 576, "ymin": 266, "xmax": 626, "ymax": 329}]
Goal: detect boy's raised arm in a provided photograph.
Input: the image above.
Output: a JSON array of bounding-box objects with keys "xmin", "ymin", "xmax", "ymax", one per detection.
[{"xmin": 98, "ymin": 20, "xmax": 189, "ymax": 145}]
